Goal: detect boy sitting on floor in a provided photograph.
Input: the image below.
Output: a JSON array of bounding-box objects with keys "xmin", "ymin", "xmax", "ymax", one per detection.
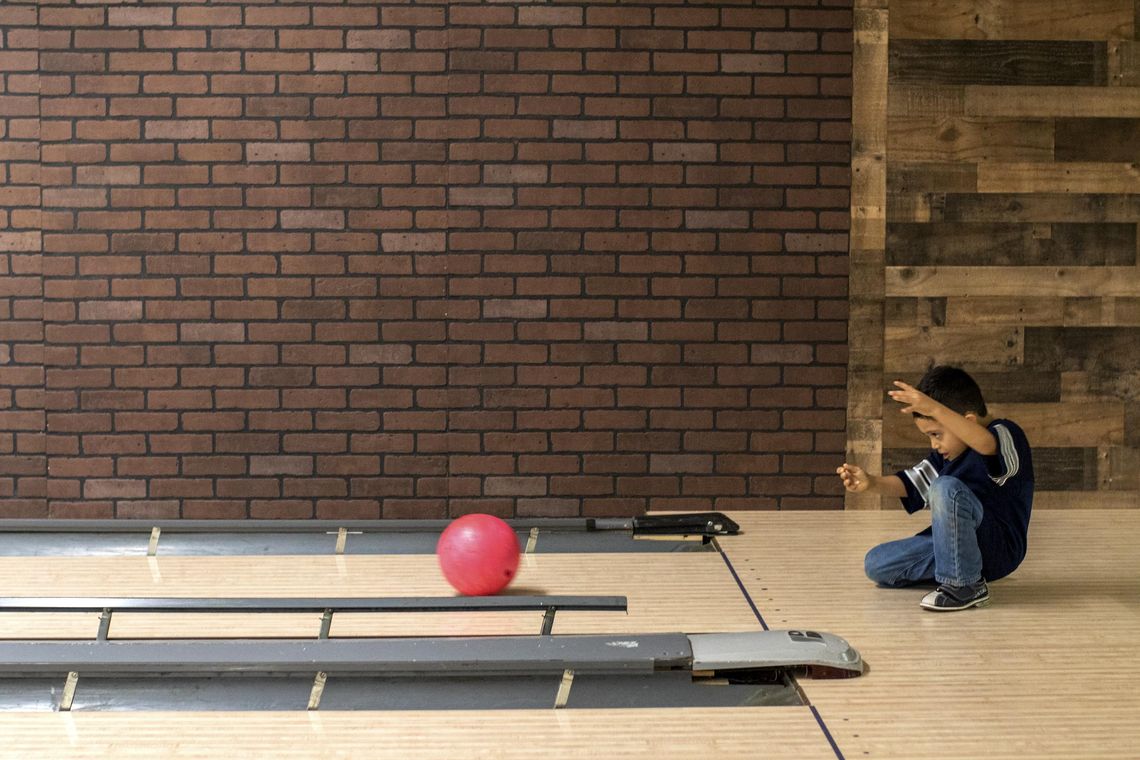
[{"xmin": 837, "ymin": 365, "xmax": 1034, "ymax": 612}]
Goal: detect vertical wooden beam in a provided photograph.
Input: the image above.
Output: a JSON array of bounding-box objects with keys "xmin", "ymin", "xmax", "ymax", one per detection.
[{"xmin": 848, "ymin": 4, "xmax": 889, "ymax": 509}]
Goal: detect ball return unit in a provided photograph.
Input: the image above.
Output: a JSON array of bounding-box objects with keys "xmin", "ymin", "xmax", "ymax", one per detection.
[{"xmin": 0, "ymin": 594, "xmax": 861, "ymax": 712}]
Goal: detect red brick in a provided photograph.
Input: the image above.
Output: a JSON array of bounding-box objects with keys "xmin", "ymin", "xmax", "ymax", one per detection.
[
  {"xmin": 211, "ymin": 30, "xmax": 275, "ymax": 50},
  {"xmin": 143, "ymin": 30, "xmax": 206, "ymax": 49},
  {"xmin": 19, "ymin": 6, "xmax": 851, "ymax": 515},
  {"xmin": 519, "ymin": 7, "xmax": 583, "ymax": 26}
]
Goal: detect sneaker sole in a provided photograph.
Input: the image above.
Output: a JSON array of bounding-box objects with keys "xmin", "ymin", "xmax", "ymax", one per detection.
[{"xmin": 920, "ymin": 595, "xmax": 990, "ymax": 612}]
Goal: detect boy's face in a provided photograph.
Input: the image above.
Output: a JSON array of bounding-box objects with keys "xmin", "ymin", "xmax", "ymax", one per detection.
[{"xmin": 914, "ymin": 414, "xmax": 975, "ymax": 461}]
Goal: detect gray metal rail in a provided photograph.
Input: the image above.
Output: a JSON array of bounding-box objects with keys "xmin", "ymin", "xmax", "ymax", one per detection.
[
  {"xmin": 0, "ymin": 595, "xmax": 629, "ymax": 638},
  {"xmin": 0, "ymin": 635, "xmax": 691, "ymax": 676}
]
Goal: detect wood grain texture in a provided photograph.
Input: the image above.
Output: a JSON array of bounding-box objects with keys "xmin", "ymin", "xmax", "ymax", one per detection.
[
  {"xmin": 12, "ymin": 509, "xmax": 1140, "ymax": 757},
  {"xmin": 725, "ymin": 510, "xmax": 1140, "ymax": 757},
  {"xmin": 889, "ymin": 0, "xmax": 1134, "ymax": 40},
  {"xmin": 886, "ymin": 266, "xmax": 1140, "ymax": 297},
  {"xmin": 889, "ymin": 40, "xmax": 1107, "ymax": 86},
  {"xmin": 883, "ymin": 325, "xmax": 1023, "ymax": 372},
  {"xmin": 886, "ymin": 222, "xmax": 1136, "ymax": 265},
  {"xmin": 0, "ymin": 708, "xmax": 838, "ymax": 760},
  {"xmin": 888, "ymin": 117, "xmax": 1053, "ymax": 162},
  {"xmin": 887, "ymin": 162, "xmax": 977, "ymax": 193},
  {"xmin": 854, "ymin": 1, "xmax": 1139, "ymax": 510},
  {"xmin": 847, "ymin": 7, "xmax": 889, "ymax": 511},
  {"xmin": 965, "ymin": 85, "xmax": 1140, "ymax": 116},
  {"xmin": 939, "ymin": 193, "xmax": 1140, "ymax": 222},
  {"xmin": 887, "ymin": 84, "xmax": 965, "ymax": 117},
  {"xmin": 1109, "ymin": 40, "xmax": 1139, "ymax": 84},
  {"xmin": 978, "ymin": 162, "xmax": 1140, "ymax": 193},
  {"xmin": 1055, "ymin": 118, "xmax": 1140, "ymax": 160},
  {"xmin": 926, "ymin": 296, "xmax": 1140, "ymax": 328},
  {"xmin": 883, "ymin": 400, "xmax": 1126, "ymax": 447}
]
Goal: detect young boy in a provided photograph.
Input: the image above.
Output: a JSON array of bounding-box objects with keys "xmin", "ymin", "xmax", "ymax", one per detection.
[{"xmin": 837, "ymin": 366, "xmax": 1034, "ymax": 612}]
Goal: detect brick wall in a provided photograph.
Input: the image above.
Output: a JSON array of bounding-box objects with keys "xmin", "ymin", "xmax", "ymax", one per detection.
[{"xmin": 1, "ymin": 1, "xmax": 853, "ymax": 520}]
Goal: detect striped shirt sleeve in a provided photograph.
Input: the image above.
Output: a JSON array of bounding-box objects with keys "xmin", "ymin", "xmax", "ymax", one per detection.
[
  {"xmin": 895, "ymin": 452, "xmax": 942, "ymax": 514},
  {"xmin": 986, "ymin": 423, "xmax": 1021, "ymax": 486},
  {"xmin": 902, "ymin": 459, "xmax": 939, "ymax": 503}
]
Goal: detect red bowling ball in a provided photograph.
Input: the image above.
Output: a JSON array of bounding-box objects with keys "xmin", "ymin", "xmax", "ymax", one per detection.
[{"xmin": 436, "ymin": 514, "xmax": 520, "ymax": 596}]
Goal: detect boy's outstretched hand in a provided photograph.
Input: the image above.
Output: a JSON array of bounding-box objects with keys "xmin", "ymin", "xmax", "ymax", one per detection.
[
  {"xmin": 837, "ymin": 463, "xmax": 870, "ymax": 493},
  {"xmin": 887, "ymin": 380, "xmax": 940, "ymax": 417}
]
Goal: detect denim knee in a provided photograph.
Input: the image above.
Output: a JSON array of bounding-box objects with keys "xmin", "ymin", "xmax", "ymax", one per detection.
[
  {"xmin": 928, "ymin": 476, "xmax": 965, "ymax": 513},
  {"xmin": 864, "ymin": 545, "xmax": 897, "ymax": 586}
]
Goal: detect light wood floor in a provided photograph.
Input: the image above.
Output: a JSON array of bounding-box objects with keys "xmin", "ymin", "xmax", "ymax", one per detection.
[
  {"xmin": 1, "ymin": 509, "xmax": 1138, "ymax": 758},
  {"xmin": 723, "ymin": 509, "xmax": 1140, "ymax": 760},
  {"xmin": 0, "ymin": 708, "xmax": 837, "ymax": 760}
]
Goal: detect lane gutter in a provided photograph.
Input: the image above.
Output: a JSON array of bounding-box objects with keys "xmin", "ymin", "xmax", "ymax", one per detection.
[{"xmin": 713, "ymin": 536, "xmax": 847, "ymax": 760}]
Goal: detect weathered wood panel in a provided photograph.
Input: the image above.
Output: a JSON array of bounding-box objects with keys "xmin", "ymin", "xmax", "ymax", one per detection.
[
  {"xmin": 887, "ymin": 85, "xmax": 965, "ymax": 118},
  {"xmin": 1032, "ymin": 491, "xmax": 1140, "ymax": 508},
  {"xmin": 889, "ymin": 117, "xmax": 1053, "ymax": 162},
  {"xmin": 883, "ymin": 325, "xmax": 1023, "ymax": 372},
  {"xmin": 1101, "ymin": 445, "xmax": 1140, "ymax": 490},
  {"xmin": 925, "ymin": 296, "xmax": 1140, "ymax": 329},
  {"xmin": 890, "ymin": 41, "xmax": 1108, "ymax": 86},
  {"xmin": 965, "ymin": 86, "xmax": 1140, "ymax": 116},
  {"xmin": 939, "ymin": 193, "xmax": 1140, "ymax": 223},
  {"xmin": 887, "ymin": 163, "xmax": 977, "ymax": 193},
  {"xmin": 1062, "ymin": 297, "xmax": 1140, "ymax": 326},
  {"xmin": 941, "ymin": 297, "xmax": 1067, "ymax": 326},
  {"xmin": 934, "ymin": 296, "xmax": 1140, "ymax": 328},
  {"xmin": 1024, "ymin": 327, "xmax": 1140, "ymax": 372},
  {"xmin": 883, "ymin": 401, "xmax": 1126, "ymax": 447},
  {"xmin": 1109, "ymin": 40, "xmax": 1140, "ymax": 85},
  {"xmin": 847, "ymin": 7, "xmax": 890, "ymax": 511},
  {"xmin": 850, "ymin": 0, "xmax": 1140, "ymax": 510},
  {"xmin": 1055, "ymin": 118, "xmax": 1140, "ymax": 161},
  {"xmin": 886, "ymin": 223, "xmax": 1136, "ymax": 266},
  {"xmin": 887, "ymin": 266, "xmax": 1140, "ymax": 298},
  {"xmin": 890, "ymin": 0, "xmax": 1134, "ymax": 41},
  {"xmin": 977, "ymin": 162, "xmax": 1140, "ymax": 193}
]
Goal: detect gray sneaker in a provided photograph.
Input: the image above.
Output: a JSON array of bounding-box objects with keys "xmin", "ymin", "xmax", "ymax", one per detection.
[{"xmin": 920, "ymin": 580, "xmax": 990, "ymax": 612}]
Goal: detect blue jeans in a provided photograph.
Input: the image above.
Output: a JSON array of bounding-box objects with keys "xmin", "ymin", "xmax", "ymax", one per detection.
[{"xmin": 864, "ymin": 476, "xmax": 985, "ymax": 588}]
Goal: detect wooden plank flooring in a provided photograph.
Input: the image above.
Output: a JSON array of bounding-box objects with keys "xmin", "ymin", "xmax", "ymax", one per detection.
[
  {"xmin": 3, "ymin": 509, "xmax": 1138, "ymax": 757},
  {"xmin": 721, "ymin": 509, "xmax": 1140, "ymax": 759},
  {"xmin": 0, "ymin": 545, "xmax": 837, "ymax": 759},
  {"xmin": 0, "ymin": 708, "xmax": 837, "ymax": 760}
]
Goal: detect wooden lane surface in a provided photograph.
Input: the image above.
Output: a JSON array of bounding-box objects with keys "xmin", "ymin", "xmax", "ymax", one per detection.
[
  {"xmin": 0, "ymin": 552, "xmax": 761, "ymax": 638},
  {"xmin": 0, "ymin": 550, "xmax": 839, "ymax": 760},
  {"xmin": 720, "ymin": 510, "xmax": 1140, "ymax": 759},
  {"xmin": 0, "ymin": 708, "xmax": 837, "ymax": 760}
]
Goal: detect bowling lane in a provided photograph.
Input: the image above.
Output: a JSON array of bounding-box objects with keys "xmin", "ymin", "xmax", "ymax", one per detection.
[
  {"xmin": 0, "ymin": 707, "xmax": 839, "ymax": 759},
  {"xmin": 0, "ymin": 553, "xmax": 761, "ymax": 638}
]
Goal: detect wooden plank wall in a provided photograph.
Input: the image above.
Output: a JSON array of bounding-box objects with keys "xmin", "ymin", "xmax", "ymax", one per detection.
[{"xmin": 848, "ymin": 0, "xmax": 1140, "ymax": 510}]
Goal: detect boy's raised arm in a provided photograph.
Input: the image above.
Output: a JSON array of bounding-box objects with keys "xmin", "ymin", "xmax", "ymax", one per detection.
[{"xmin": 888, "ymin": 381, "xmax": 998, "ymax": 456}]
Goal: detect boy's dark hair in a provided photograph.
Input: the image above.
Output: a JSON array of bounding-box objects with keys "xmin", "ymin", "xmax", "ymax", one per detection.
[{"xmin": 914, "ymin": 365, "xmax": 988, "ymax": 419}]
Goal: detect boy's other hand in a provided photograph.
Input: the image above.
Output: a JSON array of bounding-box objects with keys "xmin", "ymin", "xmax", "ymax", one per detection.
[
  {"xmin": 888, "ymin": 380, "xmax": 940, "ymax": 417},
  {"xmin": 837, "ymin": 463, "xmax": 870, "ymax": 493}
]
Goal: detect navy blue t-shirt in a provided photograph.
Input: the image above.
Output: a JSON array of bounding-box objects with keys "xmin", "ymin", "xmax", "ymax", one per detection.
[{"xmin": 894, "ymin": 418, "xmax": 1034, "ymax": 581}]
